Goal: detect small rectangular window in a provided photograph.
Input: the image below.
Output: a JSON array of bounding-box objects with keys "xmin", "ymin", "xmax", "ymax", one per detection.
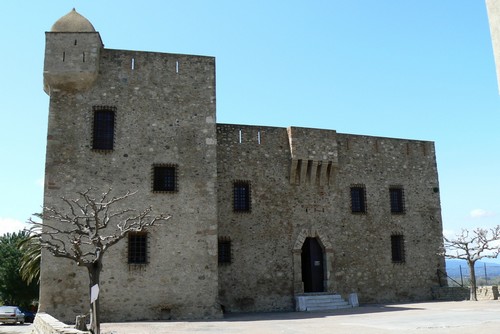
[
  {"xmin": 218, "ymin": 238, "xmax": 231, "ymax": 265},
  {"xmin": 153, "ymin": 165, "xmax": 178, "ymax": 192},
  {"xmin": 391, "ymin": 234, "xmax": 405, "ymax": 263},
  {"xmin": 233, "ymin": 181, "xmax": 250, "ymax": 212},
  {"xmin": 350, "ymin": 185, "xmax": 366, "ymax": 213},
  {"xmin": 128, "ymin": 232, "xmax": 147, "ymax": 264},
  {"xmin": 390, "ymin": 187, "xmax": 405, "ymax": 214},
  {"xmin": 92, "ymin": 107, "xmax": 116, "ymax": 150}
]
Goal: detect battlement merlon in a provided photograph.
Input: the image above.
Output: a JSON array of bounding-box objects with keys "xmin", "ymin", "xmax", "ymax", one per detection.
[{"xmin": 287, "ymin": 126, "xmax": 338, "ymax": 163}]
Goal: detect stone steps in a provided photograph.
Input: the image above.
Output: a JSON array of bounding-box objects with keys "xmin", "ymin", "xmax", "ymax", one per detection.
[{"xmin": 295, "ymin": 293, "xmax": 357, "ymax": 312}]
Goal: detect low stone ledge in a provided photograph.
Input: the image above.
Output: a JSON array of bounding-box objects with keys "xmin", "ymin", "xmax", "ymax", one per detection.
[
  {"xmin": 477, "ymin": 285, "xmax": 499, "ymax": 300},
  {"xmin": 31, "ymin": 312, "xmax": 89, "ymax": 334},
  {"xmin": 431, "ymin": 286, "xmax": 469, "ymax": 301},
  {"xmin": 432, "ymin": 285, "xmax": 499, "ymax": 301}
]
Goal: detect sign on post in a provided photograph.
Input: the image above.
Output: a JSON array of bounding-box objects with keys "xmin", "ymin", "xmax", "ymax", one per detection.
[{"xmin": 91, "ymin": 284, "xmax": 99, "ymax": 304}]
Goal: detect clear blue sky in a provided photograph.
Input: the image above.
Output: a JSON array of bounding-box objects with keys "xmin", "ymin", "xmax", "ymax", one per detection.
[{"xmin": 1, "ymin": 0, "xmax": 500, "ymax": 240}]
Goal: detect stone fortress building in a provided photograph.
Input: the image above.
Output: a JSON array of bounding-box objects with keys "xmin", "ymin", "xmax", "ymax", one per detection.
[{"xmin": 40, "ymin": 9, "xmax": 446, "ymax": 322}]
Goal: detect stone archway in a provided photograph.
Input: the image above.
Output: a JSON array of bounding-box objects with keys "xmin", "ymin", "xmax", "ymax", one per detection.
[{"xmin": 292, "ymin": 228, "xmax": 334, "ymax": 294}]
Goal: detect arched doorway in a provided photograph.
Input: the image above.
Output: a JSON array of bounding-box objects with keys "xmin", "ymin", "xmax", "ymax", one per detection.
[{"xmin": 301, "ymin": 237, "xmax": 325, "ymax": 292}]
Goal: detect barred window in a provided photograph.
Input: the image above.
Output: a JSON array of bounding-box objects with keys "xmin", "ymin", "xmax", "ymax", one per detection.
[
  {"xmin": 390, "ymin": 187, "xmax": 405, "ymax": 214},
  {"xmin": 233, "ymin": 181, "xmax": 250, "ymax": 212},
  {"xmin": 128, "ymin": 232, "xmax": 147, "ymax": 264},
  {"xmin": 350, "ymin": 185, "xmax": 366, "ymax": 213},
  {"xmin": 218, "ymin": 237, "xmax": 231, "ymax": 265},
  {"xmin": 391, "ymin": 234, "xmax": 405, "ymax": 263},
  {"xmin": 153, "ymin": 165, "xmax": 177, "ymax": 192},
  {"xmin": 92, "ymin": 106, "xmax": 116, "ymax": 150}
]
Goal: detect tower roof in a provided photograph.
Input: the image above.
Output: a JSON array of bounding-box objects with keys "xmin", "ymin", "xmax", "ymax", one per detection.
[{"xmin": 50, "ymin": 8, "xmax": 96, "ymax": 32}]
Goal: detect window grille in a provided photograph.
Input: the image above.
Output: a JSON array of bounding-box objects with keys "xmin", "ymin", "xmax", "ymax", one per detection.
[
  {"xmin": 391, "ymin": 234, "xmax": 405, "ymax": 263},
  {"xmin": 218, "ymin": 237, "xmax": 231, "ymax": 265},
  {"xmin": 153, "ymin": 164, "xmax": 178, "ymax": 192},
  {"xmin": 92, "ymin": 106, "xmax": 116, "ymax": 150},
  {"xmin": 128, "ymin": 232, "xmax": 147, "ymax": 264},
  {"xmin": 390, "ymin": 187, "xmax": 405, "ymax": 214},
  {"xmin": 233, "ymin": 181, "xmax": 250, "ymax": 212},
  {"xmin": 350, "ymin": 185, "xmax": 367, "ymax": 213}
]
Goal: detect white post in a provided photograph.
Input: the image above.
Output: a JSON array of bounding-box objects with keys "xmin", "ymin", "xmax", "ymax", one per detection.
[{"xmin": 348, "ymin": 293, "xmax": 359, "ymax": 307}]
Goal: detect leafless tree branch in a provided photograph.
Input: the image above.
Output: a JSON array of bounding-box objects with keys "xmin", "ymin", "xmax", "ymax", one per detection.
[
  {"xmin": 443, "ymin": 226, "xmax": 500, "ymax": 300},
  {"xmin": 28, "ymin": 188, "xmax": 170, "ymax": 333}
]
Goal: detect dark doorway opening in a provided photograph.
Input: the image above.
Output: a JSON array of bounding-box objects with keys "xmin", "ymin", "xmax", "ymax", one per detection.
[{"xmin": 301, "ymin": 237, "xmax": 325, "ymax": 292}]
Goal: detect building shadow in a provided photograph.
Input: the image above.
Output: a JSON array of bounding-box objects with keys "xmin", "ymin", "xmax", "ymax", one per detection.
[{"xmin": 211, "ymin": 303, "xmax": 426, "ymax": 323}]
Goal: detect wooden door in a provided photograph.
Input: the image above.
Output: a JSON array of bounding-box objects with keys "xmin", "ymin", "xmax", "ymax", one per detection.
[{"xmin": 301, "ymin": 237, "xmax": 325, "ymax": 292}]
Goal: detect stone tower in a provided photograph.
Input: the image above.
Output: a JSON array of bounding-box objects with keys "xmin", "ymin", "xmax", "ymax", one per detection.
[
  {"xmin": 43, "ymin": 9, "xmax": 103, "ymax": 93},
  {"xmin": 41, "ymin": 9, "xmax": 220, "ymax": 321}
]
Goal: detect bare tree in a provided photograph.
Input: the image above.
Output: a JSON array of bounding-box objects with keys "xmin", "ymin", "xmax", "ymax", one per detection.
[
  {"xmin": 444, "ymin": 226, "xmax": 500, "ymax": 301},
  {"xmin": 27, "ymin": 188, "xmax": 170, "ymax": 334}
]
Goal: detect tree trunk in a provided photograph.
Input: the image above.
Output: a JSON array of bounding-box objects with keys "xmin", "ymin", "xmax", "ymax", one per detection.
[
  {"xmin": 87, "ymin": 261, "xmax": 102, "ymax": 334},
  {"xmin": 468, "ymin": 260, "xmax": 477, "ymax": 301}
]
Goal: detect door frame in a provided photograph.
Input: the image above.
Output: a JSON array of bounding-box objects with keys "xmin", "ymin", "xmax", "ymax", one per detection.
[{"xmin": 293, "ymin": 228, "xmax": 334, "ymax": 294}]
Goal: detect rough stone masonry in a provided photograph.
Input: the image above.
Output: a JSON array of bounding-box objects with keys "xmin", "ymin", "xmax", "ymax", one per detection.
[{"xmin": 39, "ymin": 9, "xmax": 446, "ymax": 322}]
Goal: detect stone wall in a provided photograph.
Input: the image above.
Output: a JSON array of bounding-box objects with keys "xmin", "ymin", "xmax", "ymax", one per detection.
[
  {"xmin": 432, "ymin": 285, "xmax": 499, "ymax": 301},
  {"xmin": 31, "ymin": 313, "xmax": 88, "ymax": 334},
  {"xmin": 41, "ymin": 32, "xmax": 220, "ymax": 322},
  {"xmin": 217, "ymin": 124, "xmax": 445, "ymax": 312},
  {"xmin": 431, "ymin": 286, "xmax": 470, "ymax": 301}
]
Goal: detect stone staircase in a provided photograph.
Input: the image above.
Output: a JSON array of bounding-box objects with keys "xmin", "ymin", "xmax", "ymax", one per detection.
[{"xmin": 295, "ymin": 293, "xmax": 358, "ymax": 312}]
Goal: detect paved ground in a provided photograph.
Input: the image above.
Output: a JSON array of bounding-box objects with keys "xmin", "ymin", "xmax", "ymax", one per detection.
[
  {"xmin": 101, "ymin": 300, "xmax": 500, "ymax": 334},
  {"xmin": 0, "ymin": 323, "xmax": 32, "ymax": 334}
]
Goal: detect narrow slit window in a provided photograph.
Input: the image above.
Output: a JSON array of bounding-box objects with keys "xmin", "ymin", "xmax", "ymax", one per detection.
[
  {"xmin": 176, "ymin": 60, "xmax": 179, "ymax": 73},
  {"xmin": 258, "ymin": 130, "xmax": 261, "ymax": 144},
  {"xmin": 92, "ymin": 107, "xmax": 116, "ymax": 151},
  {"xmin": 131, "ymin": 57, "xmax": 135, "ymax": 70},
  {"xmin": 218, "ymin": 238, "xmax": 231, "ymax": 265},
  {"xmin": 391, "ymin": 234, "xmax": 405, "ymax": 263},
  {"xmin": 239, "ymin": 129, "xmax": 242, "ymax": 144},
  {"xmin": 350, "ymin": 185, "xmax": 367, "ymax": 213},
  {"xmin": 62, "ymin": 51, "xmax": 66, "ymax": 62},
  {"xmin": 233, "ymin": 181, "xmax": 251, "ymax": 212},
  {"xmin": 390, "ymin": 187, "xmax": 405, "ymax": 214},
  {"xmin": 82, "ymin": 52, "xmax": 86, "ymax": 62},
  {"xmin": 128, "ymin": 232, "xmax": 148, "ymax": 264}
]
